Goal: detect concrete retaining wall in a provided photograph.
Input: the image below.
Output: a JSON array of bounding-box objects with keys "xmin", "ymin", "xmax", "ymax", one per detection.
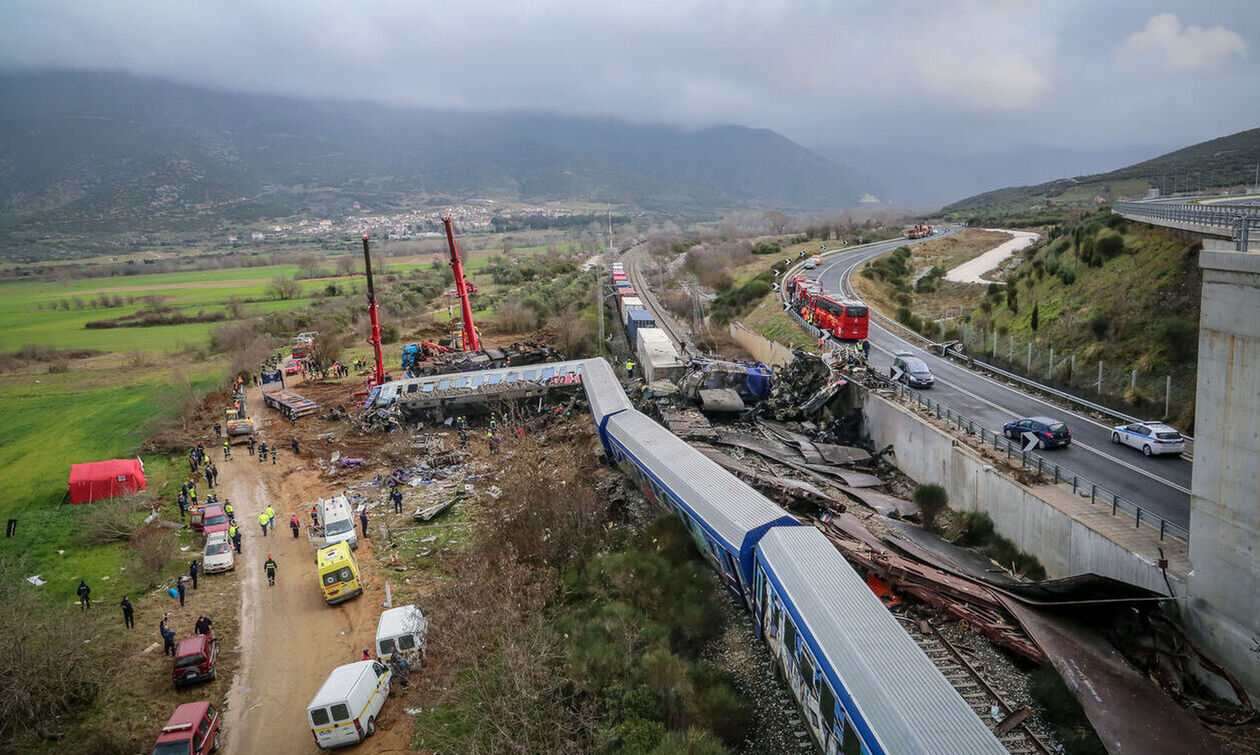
[
  {"xmin": 862, "ymin": 391, "xmax": 1178, "ymax": 597},
  {"xmin": 730, "ymin": 322, "xmax": 795, "ymax": 367}
]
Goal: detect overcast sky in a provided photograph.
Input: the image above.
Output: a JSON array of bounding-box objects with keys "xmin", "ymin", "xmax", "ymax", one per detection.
[{"xmin": 1, "ymin": 1, "xmax": 1256, "ymax": 156}]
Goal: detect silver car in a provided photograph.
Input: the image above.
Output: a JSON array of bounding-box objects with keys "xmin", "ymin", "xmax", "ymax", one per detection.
[{"xmin": 203, "ymin": 531, "xmax": 235, "ymax": 573}]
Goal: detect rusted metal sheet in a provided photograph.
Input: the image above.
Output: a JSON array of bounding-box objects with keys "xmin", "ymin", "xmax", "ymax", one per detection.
[{"xmin": 1002, "ymin": 600, "xmax": 1223, "ymax": 755}]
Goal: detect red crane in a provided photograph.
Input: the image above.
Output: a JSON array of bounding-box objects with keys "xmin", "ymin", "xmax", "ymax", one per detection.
[
  {"xmin": 361, "ymin": 233, "xmax": 387, "ymax": 387},
  {"xmin": 443, "ymin": 215, "xmax": 480, "ymax": 352}
]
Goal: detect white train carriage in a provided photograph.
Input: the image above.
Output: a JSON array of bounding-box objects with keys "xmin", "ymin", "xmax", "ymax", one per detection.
[
  {"xmin": 754, "ymin": 527, "xmax": 1006, "ymax": 755},
  {"xmin": 602, "ymin": 409, "xmax": 800, "ymax": 606}
]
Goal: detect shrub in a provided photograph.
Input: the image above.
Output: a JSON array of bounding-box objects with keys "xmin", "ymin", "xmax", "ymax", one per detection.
[
  {"xmin": 1095, "ymin": 231, "xmax": 1125, "ymax": 260},
  {"xmin": 379, "ymin": 324, "xmax": 400, "ymax": 344},
  {"xmin": 1057, "ymin": 266, "xmax": 1076, "ymax": 285},
  {"xmin": 1089, "ymin": 315, "xmax": 1109, "ymax": 340},
  {"xmin": 1158, "ymin": 315, "xmax": 1197, "ymax": 363},
  {"xmin": 913, "ymin": 484, "xmax": 949, "ymax": 531}
]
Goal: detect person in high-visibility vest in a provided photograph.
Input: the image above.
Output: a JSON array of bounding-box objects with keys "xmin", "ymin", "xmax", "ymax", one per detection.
[
  {"xmin": 222, "ymin": 441, "xmax": 231, "ymax": 460},
  {"xmin": 258, "ymin": 511, "xmax": 270, "ymax": 537},
  {"xmin": 625, "ymin": 360, "xmax": 636, "ymax": 377}
]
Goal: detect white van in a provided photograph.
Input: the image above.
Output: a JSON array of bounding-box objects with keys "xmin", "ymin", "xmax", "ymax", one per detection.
[
  {"xmin": 375, "ymin": 604, "xmax": 428, "ymax": 664},
  {"xmin": 317, "ymin": 495, "xmax": 358, "ymax": 551},
  {"xmin": 307, "ymin": 660, "xmax": 392, "ymax": 749}
]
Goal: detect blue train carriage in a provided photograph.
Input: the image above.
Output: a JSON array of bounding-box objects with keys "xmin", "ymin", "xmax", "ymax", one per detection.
[
  {"xmin": 579, "ymin": 357, "xmax": 632, "ymax": 435},
  {"xmin": 602, "ymin": 409, "xmax": 800, "ymax": 607},
  {"xmin": 754, "ymin": 527, "xmax": 1006, "ymax": 755}
]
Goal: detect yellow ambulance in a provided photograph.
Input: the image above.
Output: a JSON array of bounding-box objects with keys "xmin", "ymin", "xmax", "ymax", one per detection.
[{"xmin": 316, "ymin": 540, "xmax": 363, "ymax": 605}]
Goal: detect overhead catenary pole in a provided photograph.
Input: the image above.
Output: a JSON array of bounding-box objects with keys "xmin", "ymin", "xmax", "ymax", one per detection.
[
  {"xmin": 361, "ymin": 233, "xmax": 386, "ymax": 387},
  {"xmin": 443, "ymin": 215, "xmax": 480, "ymax": 352}
]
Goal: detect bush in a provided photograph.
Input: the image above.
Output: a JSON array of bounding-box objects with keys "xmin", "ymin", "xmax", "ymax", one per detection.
[
  {"xmin": 1095, "ymin": 231, "xmax": 1125, "ymax": 260},
  {"xmin": 1089, "ymin": 314, "xmax": 1110, "ymax": 339},
  {"xmin": 379, "ymin": 324, "xmax": 400, "ymax": 344},
  {"xmin": 1157, "ymin": 314, "xmax": 1197, "ymax": 363},
  {"xmin": 913, "ymin": 484, "xmax": 949, "ymax": 531},
  {"xmin": 1057, "ymin": 266, "xmax": 1076, "ymax": 285}
]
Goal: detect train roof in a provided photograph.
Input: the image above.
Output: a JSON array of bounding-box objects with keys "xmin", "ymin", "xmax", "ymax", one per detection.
[
  {"xmin": 579, "ymin": 358, "xmax": 632, "ymax": 425},
  {"xmin": 605, "ymin": 410, "xmax": 797, "ymax": 554},
  {"xmin": 758, "ymin": 527, "xmax": 1006, "ymax": 755}
]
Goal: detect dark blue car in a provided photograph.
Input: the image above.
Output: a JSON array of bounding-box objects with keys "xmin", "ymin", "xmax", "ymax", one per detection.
[{"xmin": 1003, "ymin": 416, "xmax": 1071, "ymax": 449}]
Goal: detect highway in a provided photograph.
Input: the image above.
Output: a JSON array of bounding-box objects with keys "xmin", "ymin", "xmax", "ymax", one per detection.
[{"xmin": 811, "ymin": 235, "xmax": 1193, "ymax": 529}]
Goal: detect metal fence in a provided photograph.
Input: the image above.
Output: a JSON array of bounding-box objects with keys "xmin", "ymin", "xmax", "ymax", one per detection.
[
  {"xmin": 1113, "ymin": 200, "xmax": 1260, "ymax": 249},
  {"xmin": 783, "ymin": 307, "xmax": 1189, "ymax": 542},
  {"xmin": 955, "ymin": 325, "xmax": 1195, "ymax": 425}
]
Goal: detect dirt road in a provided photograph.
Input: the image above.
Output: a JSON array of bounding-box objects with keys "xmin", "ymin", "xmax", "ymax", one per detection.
[{"xmin": 220, "ymin": 385, "xmax": 411, "ymax": 754}]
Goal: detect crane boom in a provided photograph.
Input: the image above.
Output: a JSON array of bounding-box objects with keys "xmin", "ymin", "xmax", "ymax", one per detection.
[
  {"xmin": 361, "ymin": 233, "xmax": 386, "ymax": 386},
  {"xmin": 443, "ymin": 215, "xmax": 480, "ymax": 352}
]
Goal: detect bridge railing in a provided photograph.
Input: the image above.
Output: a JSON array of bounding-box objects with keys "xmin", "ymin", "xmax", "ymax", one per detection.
[
  {"xmin": 784, "ymin": 308, "xmax": 1189, "ymax": 542},
  {"xmin": 1114, "ymin": 201, "xmax": 1260, "ymax": 248}
]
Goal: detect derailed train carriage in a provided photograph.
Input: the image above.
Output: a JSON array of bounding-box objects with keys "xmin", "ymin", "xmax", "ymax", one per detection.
[{"xmin": 580, "ymin": 357, "xmax": 1004, "ymax": 755}]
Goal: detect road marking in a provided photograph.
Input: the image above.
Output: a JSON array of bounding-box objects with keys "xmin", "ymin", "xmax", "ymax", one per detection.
[{"xmin": 867, "ymin": 336, "xmax": 1192, "ymax": 496}]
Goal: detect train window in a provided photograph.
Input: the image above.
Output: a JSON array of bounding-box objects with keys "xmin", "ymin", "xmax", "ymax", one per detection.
[
  {"xmin": 799, "ymin": 650, "xmax": 815, "ymax": 694},
  {"xmin": 785, "ymin": 618, "xmax": 798, "ymax": 657},
  {"xmin": 438, "ymin": 379, "xmax": 451, "ymax": 390},
  {"xmin": 722, "ymin": 551, "xmax": 739, "ymax": 581},
  {"xmin": 406, "ymin": 383, "xmax": 418, "ymax": 393},
  {"xmin": 541, "ymin": 367, "xmax": 555, "ymax": 379},
  {"xmin": 820, "ymin": 681, "xmax": 837, "ymax": 728},
  {"xmin": 454, "ymin": 377, "xmax": 469, "ymax": 388},
  {"xmin": 842, "ymin": 718, "xmax": 861, "ymax": 755},
  {"xmin": 769, "ymin": 600, "xmax": 779, "ymax": 638}
]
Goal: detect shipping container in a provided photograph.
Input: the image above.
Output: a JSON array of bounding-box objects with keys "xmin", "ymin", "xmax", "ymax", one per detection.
[
  {"xmin": 637, "ymin": 328, "xmax": 685, "ymax": 383},
  {"xmin": 626, "ymin": 309, "xmax": 656, "ymax": 347}
]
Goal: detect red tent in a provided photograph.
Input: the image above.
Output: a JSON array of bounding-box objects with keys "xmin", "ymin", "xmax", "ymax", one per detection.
[{"xmin": 68, "ymin": 459, "xmax": 147, "ymax": 505}]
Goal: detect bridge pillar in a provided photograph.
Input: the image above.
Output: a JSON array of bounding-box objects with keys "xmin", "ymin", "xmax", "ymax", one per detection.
[{"xmin": 1186, "ymin": 250, "xmax": 1260, "ymax": 698}]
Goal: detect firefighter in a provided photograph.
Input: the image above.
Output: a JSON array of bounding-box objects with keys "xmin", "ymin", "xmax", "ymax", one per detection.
[
  {"xmin": 213, "ymin": 421, "xmax": 222, "ymax": 438},
  {"xmin": 487, "ymin": 430, "xmax": 500, "ymax": 455},
  {"xmin": 289, "ymin": 514, "xmax": 300, "ymax": 538},
  {"xmin": 291, "ymin": 436, "xmax": 300, "ymax": 455},
  {"xmin": 224, "ymin": 500, "xmax": 235, "ymax": 523},
  {"xmin": 247, "ymin": 435, "xmax": 255, "ymax": 456},
  {"xmin": 263, "ymin": 555, "xmax": 277, "ymax": 586},
  {"xmin": 258, "ymin": 441, "xmax": 267, "ymax": 462},
  {"xmin": 223, "ymin": 440, "xmax": 231, "ymax": 460}
]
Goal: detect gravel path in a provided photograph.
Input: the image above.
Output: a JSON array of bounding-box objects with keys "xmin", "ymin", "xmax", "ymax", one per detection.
[{"xmin": 944, "ymin": 229, "xmax": 1040, "ymax": 284}]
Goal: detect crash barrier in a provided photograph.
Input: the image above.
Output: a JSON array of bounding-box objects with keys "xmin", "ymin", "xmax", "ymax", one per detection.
[
  {"xmin": 1113, "ymin": 200, "xmax": 1260, "ymax": 250},
  {"xmin": 884, "ymin": 379, "xmax": 1189, "ymax": 543},
  {"xmin": 786, "ymin": 308, "xmax": 1187, "ymax": 541}
]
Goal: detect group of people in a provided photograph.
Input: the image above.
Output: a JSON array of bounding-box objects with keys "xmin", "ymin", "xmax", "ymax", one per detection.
[{"xmin": 158, "ymin": 612, "xmax": 216, "ymax": 656}]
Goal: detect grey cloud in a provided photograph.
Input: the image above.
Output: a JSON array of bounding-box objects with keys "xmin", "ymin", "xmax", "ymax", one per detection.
[{"xmin": 0, "ymin": 0, "xmax": 1256, "ymax": 154}]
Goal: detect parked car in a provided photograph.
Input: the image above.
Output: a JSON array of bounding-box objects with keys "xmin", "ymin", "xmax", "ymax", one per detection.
[
  {"xmin": 200, "ymin": 504, "xmax": 230, "ymax": 538},
  {"xmin": 307, "ymin": 660, "xmax": 392, "ymax": 749},
  {"xmin": 203, "ymin": 531, "xmax": 234, "ymax": 574},
  {"xmin": 1112, "ymin": 421, "xmax": 1185, "ymax": 456},
  {"xmin": 892, "ymin": 351, "xmax": 934, "ymax": 388},
  {"xmin": 284, "ymin": 359, "xmax": 304, "ymax": 375},
  {"xmin": 172, "ymin": 633, "xmax": 219, "ymax": 688},
  {"xmin": 1003, "ymin": 416, "xmax": 1071, "ymax": 449},
  {"xmin": 151, "ymin": 701, "xmax": 221, "ymax": 755}
]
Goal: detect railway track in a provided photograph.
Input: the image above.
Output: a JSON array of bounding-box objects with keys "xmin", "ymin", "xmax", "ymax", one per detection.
[
  {"xmin": 899, "ymin": 617, "xmax": 1054, "ymax": 755},
  {"xmin": 620, "ymin": 245, "xmax": 691, "ymax": 354}
]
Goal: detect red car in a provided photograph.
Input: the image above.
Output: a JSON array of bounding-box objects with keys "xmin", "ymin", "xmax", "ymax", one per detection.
[
  {"xmin": 200, "ymin": 504, "xmax": 230, "ymax": 537},
  {"xmin": 284, "ymin": 359, "xmax": 304, "ymax": 375},
  {"xmin": 172, "ymin": 633, "xmax": 219, "ymax": 688},
  {"xmin": 151, "ymin": 700, "xmax": 221, "ymax": 754}
]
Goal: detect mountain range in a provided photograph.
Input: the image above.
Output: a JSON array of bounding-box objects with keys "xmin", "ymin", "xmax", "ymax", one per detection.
[
  {"xmin": 0, "ymin": 71, "xmax": 869, "ymax": 244},
  {"xmin": 940, "ymin": 127, "xmax": 1260, "ymax": 216}
]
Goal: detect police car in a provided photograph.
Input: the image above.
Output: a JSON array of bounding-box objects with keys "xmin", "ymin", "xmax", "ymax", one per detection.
[{"xmin": 1111, "ymin": 421, "xmax": 1185, "ymax": 457}]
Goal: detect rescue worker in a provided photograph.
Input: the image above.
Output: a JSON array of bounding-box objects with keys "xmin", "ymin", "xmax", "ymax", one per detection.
[
  {"xmin": 624, "ymin": 360, "xmax": 636, "ymax": 377},
  {"xmin": 161, "ymin": 621, "xmax": 177, "ymax": 656},
  {"xmin": 77, "ymin": 579, "xmax": 91, "ymax": 610},
  {"xmin": 390, "ymin": 487, "xmax": 403, "ymax": 514},
  {"xmin": 359, "ymin": 509, "xmax": 369, "ymax": 538},
  {"xmin": 487, "ymin": 430, "xmax": 500, "ymax": 456},
  {"xmin": 271, "ymin": 444, "xmax": 277, "ymax": 465},
  {"xmin": 188, "ymin": 486, "xmax": 197, "ymax": 506},
  {"xmin": 265, "ymin": 505, "xmax": 276, "ymax": 530},
  {"xmin": 258, "ymin": 511, "xmax": 269, "ymax": 537},
  {"xmin": 310, "ymin": 505, "xmax": 319, "ymax": 527},
  {"xmin": 258, "ymin": 441, "xmax": 267, "ymax": 462},
  {"xmin": 224, "ymin": 500, "xmax": 235, "ymax": 523},
  {"xmin": 458, "ymin": 427, "xmax": 468, "ymax": 448},
  {"xmin": 189, "ymin": 559, "xmax": 199, "ymax": 590},
  {"xmin": 264, "ymin": 555, "xmax": 277, "ymax": 586},
  {"xmin": 223, "ymin": 440, "xmax": 231, "ymax": 460},
  {"xmin": 289, "ymin": 514, "xmax": 300, "ymax": 538},
  {"xmin": 119, "ymin": 596, "xmax": 134, "ymax": 629},
  {"xmin": 176, "ymin": 576, "xmax": 186, "ymax": 607},
  {"xmin": 229, "ymin": 523, "xmax": 241, "ymax": 553},
  {"xmin": 247, "ymin": 435, "xmax": 256, "ymax": 456},
  {"xmin": 291, "ymin": 436, "xmax": 300, "ymax": 455},
  {"xmin": 177, "ymin": 491, "xmax": 188, "ymax": 520},
  {"xmin": 213, "ymin": 421, "xmax": 222, "ymax": 438}
]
